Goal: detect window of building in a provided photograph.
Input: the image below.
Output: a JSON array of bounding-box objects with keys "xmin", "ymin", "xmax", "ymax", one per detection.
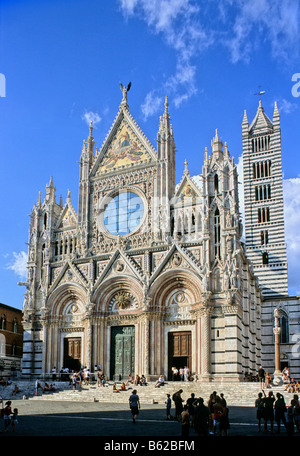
[
  {"xmin": 251, "ymin": 135, "xmax": 270, "ymax": 153},
  {"xmin": 255, "ymin": 184, "xmax": 271, "ymax": 201},
  {"xmin": 261, "ymin": 230, "xmax": 269, "ymax": 245},
  {"xmin": 13, "ymin": 318, "xmax": 18, "ymax": 333},
  {"xmin": 258, "ymin": 207, "xmax": 270, "ymax": 223},
  {"xmin": 262, "ymin": 252, "xmax": 269, "ymax": 265},
  {"xmin": 0, "ymin": 314, "xmax": 6, "ymax": 330},
  {"xmin": 214, "ymin": 208, "xmax": 221, "ymax": 258},
  {"xmin": 103, "ymin": 191, "xmax": 145, "ymax": 236},
  {"xmin": 214, "ymin": 174, "xmax": 219, "ymax": 193},
  {"xmin": 279, "ymin": 312, "xmax": 289, "ymax": 344},
  {"xmin": 252, "ymin": 160, "xmax": 272, "ymax": 178}
]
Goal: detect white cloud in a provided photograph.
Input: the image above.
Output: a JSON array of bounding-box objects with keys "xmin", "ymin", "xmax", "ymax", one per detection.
[
  {"xmin": 6, "ymin": 251, "xmax": 28, "ymax": 279},
  {"xmin": 119, "ymin": 0, "xmax": 213, "ymax": 115},
  {"xmin": 224, "ymin": 0, "xmax": 300, "ymax": 63},
  {"xmin": 141, "ymin": 91, "xmax": 163, "ymax": 120},
  {"xmin": 119, "ymin": 0, "xmax": 300, "ymax": 114},
  {"xmin": 82, "ymin": 111, "xmax": 102, "ymax": 126},
  {"xmin": 276, "ymin": 98, "xmax": 297, "ymax": 115}
]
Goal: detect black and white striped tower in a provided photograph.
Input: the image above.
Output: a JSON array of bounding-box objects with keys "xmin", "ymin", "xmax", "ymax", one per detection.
[{"xmin": 242, "ymin": 100, "xmax": 288, "ymax": 298}]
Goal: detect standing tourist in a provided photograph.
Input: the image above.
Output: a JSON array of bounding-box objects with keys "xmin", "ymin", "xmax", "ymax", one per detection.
[
  {"xmin": 173, "ymin": 389, "xmax": 184, "ymax": 422},
  {"xmin": 194, "ymin": 398, "xmax": 210, "ymax": 437},
  {"xmin": 181, "ymin": 405, "xmax": 190, "ymax": 436},
  {"xmin": 255, "ymin": 392, "xmax": 264, "ymax": 432},
  {"xmin": 274, "ymin": 393, "xmax": 287, "ymax": 434},
  {"xmin": 129, "ymin": 389, "xmax": 140, "ymax": 424},
  {"xmin": 166, "ymin": 394, "xmax": 172, "ymax": 420},
  {"xmin": 3, "ymin": 400, "xmax": 12, "ymax": 432},
  {"xmin": 262, "ymin": 390, "xmax": 275, "ymax": 433},
  {"xmin": 258, "ymin": 366, "xmax": 265, "ymax": 389}
]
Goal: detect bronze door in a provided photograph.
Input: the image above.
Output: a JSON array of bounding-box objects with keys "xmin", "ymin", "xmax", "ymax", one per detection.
[{"xmin": 110, "ymin": 326, "xmax": 135, "ymax": 381}]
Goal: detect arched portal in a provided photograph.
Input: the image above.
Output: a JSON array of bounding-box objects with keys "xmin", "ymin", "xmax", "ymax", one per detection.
[
  {"xmin": 92, "ymin": 275, "xmax": 143, "ymax": 380},
  {"xmin": 149, "ymin": 270, "xmax": 203, "ymax": 380},
  {"xmin": 45, "ymin": 284, "xmax": 87, "ymax": 373}
]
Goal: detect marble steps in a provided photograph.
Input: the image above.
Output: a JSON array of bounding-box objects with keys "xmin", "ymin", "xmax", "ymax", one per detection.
[{"xmin": 27, "ymin": 381, "xmax": 294, "ymax": 407}]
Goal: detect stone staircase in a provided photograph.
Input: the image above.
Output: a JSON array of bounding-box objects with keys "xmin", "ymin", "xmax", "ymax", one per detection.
[{"xmin": 1, "ymin": 380, "xmax": 293, "ymax": 407}]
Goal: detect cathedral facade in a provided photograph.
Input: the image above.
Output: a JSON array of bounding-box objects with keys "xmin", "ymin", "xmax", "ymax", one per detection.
[{"xmin": 21, "ymin": 88, "xmax": 263, "ymax": 381}]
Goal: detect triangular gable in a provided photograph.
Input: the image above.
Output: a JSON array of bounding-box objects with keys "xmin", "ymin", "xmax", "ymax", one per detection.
[
  {"xmin": 175, "ymin": 175, "xmax": 202, "ymax": 203},
  {"xmin": 49, "ymin": 261, "xmax": 88, "ymax": 293},
  {"xmin": 91, "ymin": 108, "xmax": 157, "ymax": 177},
  {"xmin": 93, "ymin": 249, "xmax": 145, "ymax": 291},
  {"xmin": 149, "ymin": 243, "xmax": 203, "ymax": 285},
  {"xmin": 56, "ymin": 206, "xmax": 77, "ymax": 230},
  {"xmin": 56, "ymin": 196, "xmax": 77, "ymax": 230}
]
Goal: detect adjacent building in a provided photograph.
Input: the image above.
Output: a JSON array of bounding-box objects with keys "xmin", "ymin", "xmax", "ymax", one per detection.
[{"xmin": 0, "ymin": 303, "xmax": 23, "ymax": 376}]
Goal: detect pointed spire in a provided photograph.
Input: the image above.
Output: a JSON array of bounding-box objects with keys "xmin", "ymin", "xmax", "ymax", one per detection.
[
  {"xmin": 45, "ymin": 176, "xmax": 56, "ymax": 203},
  {"xmin": 37, "ymin": 191, "xmax": 41, "ymax": 207},
  {"xmin": 164, "ymin": 96, "xmax": 169, "ymax": 115},
  {"xmin": 273, "ymin": 101, "xmax": 280, "ymax": 128},
  {"xmin": 47, "ymin": 176, "xmax": 54, "ymax": 188},
  {"xmin": 162, "ymin": 96, "xmax": 170, "ymax": 130},
  {"xmin": 67, "ymin": 189, "xmax": 71, "ymax": 202},
  {"xmin": 242, "ymin": 109, "xmax": 248, "ymax": 126},
  {"xmin": 204, "ymin": 146, "xmax": 208, "ymax": 164},
  {"xmin": 184, "ymin": 159, "xmax": 189, "ymax": 176},
  {"xmin": 87, "ymin": 120, "xmax": 94, "ymax": 154},
  {"xmin": 211, "ymin": 129, "xmax": 223, "ymax": 158},
  {"xmin": 224, "ymin": 141, "xmax": 230, "ymax": 158},
  {"xmin": 273, "ymin": 101, "xmax": 280, "ymax": 118}
]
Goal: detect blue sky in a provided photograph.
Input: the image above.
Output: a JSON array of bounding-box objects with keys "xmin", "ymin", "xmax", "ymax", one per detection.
[{"xmin": 1, "ymin": 0, "xmax": 300, "ymax": 309}]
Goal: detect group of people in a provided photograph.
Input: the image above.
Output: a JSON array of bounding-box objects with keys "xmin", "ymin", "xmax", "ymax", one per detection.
[
  {"xmin": 171, "ymin": 366, "xmax": 191, "ymax": 382},
  {"xmin": 166, "ymin": 389, "xmax": 229, "ymax": 436},
  {"xmin": 257, "ymin": 365, "xmax": 300, "ymax": 394},
  {"xmin": 0, "ymin": 399, "xmax": 18, "ymax": 433},
  {"xmin": 35, "ymin": 378, "xmax": 56, "ymax": 395},
  {"xmin": 255, "ymin": 390, "xmax": 300, "ymax": 434},
  {"xmin": 113, "ymin": 374, "xmax": 147, "ymax": 392},
  {"xmin": 0, "ymin": 379, "xmax": 21, "ymax": 396},
  {"xmin": 124, "ymin": 373, "xmax": 147, "ymax": 387},
  {"xmin": 281, "ymin": 367, "xmax": 300, "ymax": 393},
  {"xmin": 0, "ymin": 377, "xmax": 12, "ymax": 387}
]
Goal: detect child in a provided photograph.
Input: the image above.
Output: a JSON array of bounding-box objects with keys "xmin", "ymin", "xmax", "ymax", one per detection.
[{"xmin": 11, "ymin": 408, "xmax": 18, "ymax": 432}]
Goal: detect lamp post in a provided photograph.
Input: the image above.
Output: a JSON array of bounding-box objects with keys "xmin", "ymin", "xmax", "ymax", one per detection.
[{"xmin": 273, "ymin": 308, "xmax": 282, "ymax": 385}]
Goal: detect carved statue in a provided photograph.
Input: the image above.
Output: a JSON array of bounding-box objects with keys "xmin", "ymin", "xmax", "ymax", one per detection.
[{"xmin": 120, "ymin": 82, "xmax": 131, "ymax": 103}]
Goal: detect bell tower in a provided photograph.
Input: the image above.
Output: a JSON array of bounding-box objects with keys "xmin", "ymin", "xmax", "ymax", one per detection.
[{"xmin": 242, "ymin": 100, "xmax": 288, "ymax": 298}]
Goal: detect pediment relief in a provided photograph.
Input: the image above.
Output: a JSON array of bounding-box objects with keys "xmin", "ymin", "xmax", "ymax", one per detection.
[
  {"xmin": 93, "ymin": 250, "xmax": 145, "ymax": 290},
  {"xmin": 150, "ymin": 244, "xmax": 203, "ymax": 285},
  {"xmin": 56, "ymin": 204, "xmax": 77, "ymax": 230},
  {"xmin": 49, "ymin": 261, "xmax": 88, "ymax": 292},
  {"xmin": 175, "ymin": 176, "xmax": 202, "ymax": 205},
  {"xmin": 92, "ymin": 110, "xmax": 157, "ymax": 177}
]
